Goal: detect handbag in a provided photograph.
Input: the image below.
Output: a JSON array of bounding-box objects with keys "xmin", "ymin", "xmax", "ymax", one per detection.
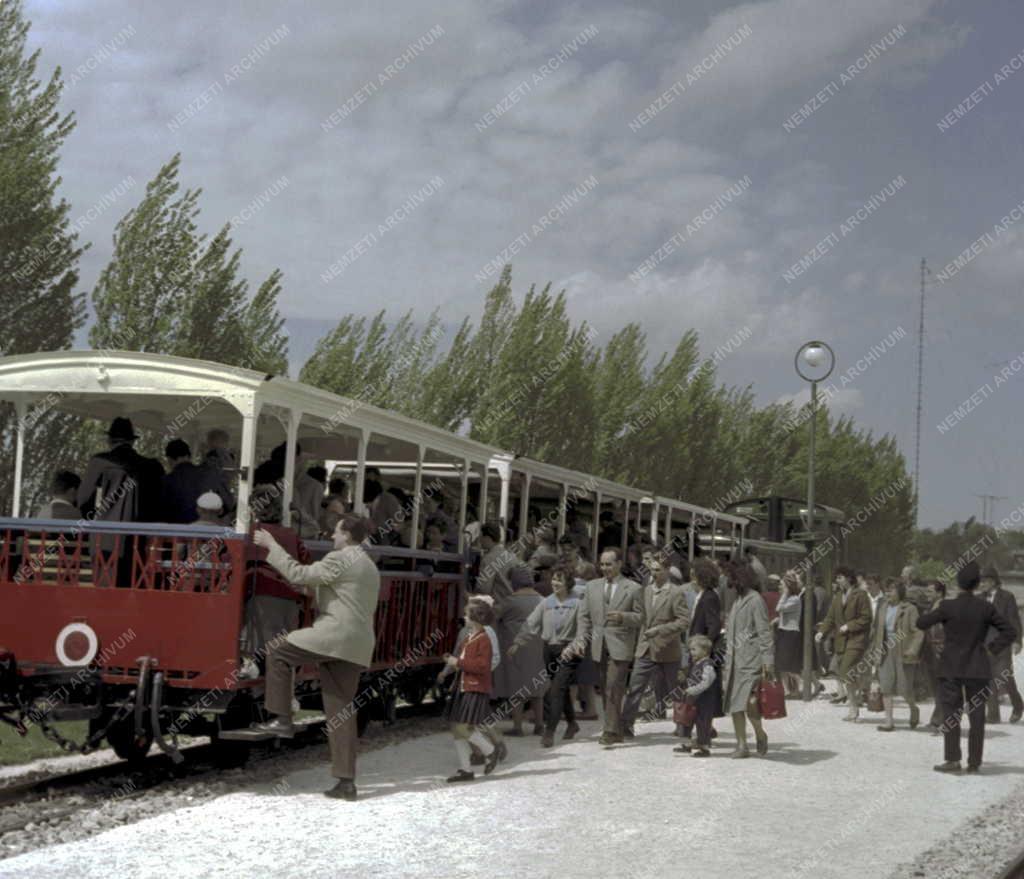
[
  {"xmin": 867, "ymin": 683, "xmax": 884, "ymax": 712},
  {"xmin": 756, "ymin": 677, "xmax": 787, "ymax": 719},
  {"xmin": 673, "ymin": 699, "xmax": 698, "ymax": 726}
]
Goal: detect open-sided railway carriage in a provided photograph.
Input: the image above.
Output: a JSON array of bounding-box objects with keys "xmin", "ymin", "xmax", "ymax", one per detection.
[
  {"xmin": 0, "ymin": 351, "xmax": 845, "ymax": 769},
  {"xmin": 0, "ymin": 351, "xmax": 769, "ymax": 765}
]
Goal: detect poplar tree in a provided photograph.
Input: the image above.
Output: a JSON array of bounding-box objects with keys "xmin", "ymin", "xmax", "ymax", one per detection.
[
  {"xmin": 0, "ymin": 0, "xmax": 86, "ymax": 511},
  {"xmin": 90, "ymin": 154, "xmax": 289, "ymax": 374}
]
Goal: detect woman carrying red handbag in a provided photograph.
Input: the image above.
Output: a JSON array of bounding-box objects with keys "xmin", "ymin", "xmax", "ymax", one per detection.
[{"xmin": 722, "ymin": 566, "xmax": 776, "ymax": 758}]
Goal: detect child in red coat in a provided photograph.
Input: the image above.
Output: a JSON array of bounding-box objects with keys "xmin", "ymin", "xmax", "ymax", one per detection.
[{"xmin": 443, "ymin": 598, "xmax": 500, "ymax": 782}]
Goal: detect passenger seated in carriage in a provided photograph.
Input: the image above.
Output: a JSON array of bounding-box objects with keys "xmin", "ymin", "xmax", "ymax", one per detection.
[
  {"xmin": 36, "ymin": 470, "xmax": 81, "ymax": 520},
  {"xmin": 192, "ymin": 491, "xmax": 225, "ymax": 525},
  {"xmin": 240, "ymin": 484, "xmax": 308, "ymax": 675}
]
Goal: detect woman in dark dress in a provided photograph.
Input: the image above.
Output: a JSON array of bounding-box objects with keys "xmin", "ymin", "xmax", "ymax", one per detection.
[{"xmin": 688, "ymin": 558, "xmax": 724, "ymax": 724}]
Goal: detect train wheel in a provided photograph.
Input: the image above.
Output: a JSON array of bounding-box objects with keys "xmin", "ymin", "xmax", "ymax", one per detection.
[
  {"xmin": 210, "ymin": 736, "xmax": 251, "ymax": 769},
  {"xmin": 383, "ymin": 691, "xmax": 398, "ymax": 726},
  {"xmin": 104, "ymin": 716, "xmax": 153, "ymax": 764},
  {"xmin": 399, "ymin": 678, "xmax": 429, "ymax": 707},
  {"xmin": 356, "ymin": 701, "xmax": 372, "ymax": 738}
]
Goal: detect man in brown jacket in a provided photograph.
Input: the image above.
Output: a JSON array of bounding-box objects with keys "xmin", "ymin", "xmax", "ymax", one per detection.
[
  {"xmin": 816, "ymin": 566, "xmax": 872, "ymax": 721},
  {"xmin": 620, "ymin": 556, "xmax": 690, "ymax": 737}
]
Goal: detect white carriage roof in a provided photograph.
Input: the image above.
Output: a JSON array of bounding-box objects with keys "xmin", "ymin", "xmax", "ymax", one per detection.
[
  {"xmin": 0, "ymin": 350, "xmax": 501, "ymax": 466},
  {"xmin": 650, "ymin": 496, "xmax": 747, "ymax": 527},
  {"xmin": 501, "ymin": 454, "xmax": 651, "ymax": 504},
  {"xmin": 0, "ymin": 350, "xmax": 748, "ymax": 526}
]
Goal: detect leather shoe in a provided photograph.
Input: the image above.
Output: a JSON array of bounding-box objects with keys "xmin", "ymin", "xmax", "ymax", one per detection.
[
  {"xmin": 563, "ymin": 721, "xmax": 580, "ymax": 740},
  {"xmin": 483, "ymin": 746, "xmax": 500, "ymax": 775},
  {"xmin": 933, "ymin": 761, "xmax": 962, "ymax": 773},
  {"xmin": 755, "ymin": 731, "xmax": 768, "ymax": 755},
  {"xmin": 496, "ymin": 741, "xmax": 508, "ymax": 762},
  {"xmin": 446, "ymin": 770, "xmax": 475, "ymax": 783},
  {"xmin": 1010, "ymin": 709, "xmax": 1022, "ymax": 724},
  {"xmin": 965, "ymin": 765, "xmax": 980, "ymax": 774},
  {"xmin": 324, "ymin": 779, "xmax": 357, "ymax": 800},
  {"xmin": 598, "ymin": 733, "xmax": 622, "ymax": 746},
  {"xmin": 674, "ymin": 743, "xmax": 692, "ymax": 753},
  {"xmin": 541, "ymin": 731, "xmax": 555, "ymax": 748},
  {"xmin": 251, "ymin": 717, "xmax": 295, "ymax": 738}
]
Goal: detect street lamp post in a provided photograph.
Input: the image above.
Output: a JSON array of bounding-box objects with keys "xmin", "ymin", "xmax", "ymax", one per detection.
[{"xmin": 795, "ymin": 341, "xmax": 835, "ymax": 701}]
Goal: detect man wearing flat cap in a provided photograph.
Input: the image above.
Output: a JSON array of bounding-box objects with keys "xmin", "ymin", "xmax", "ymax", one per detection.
[
  {"xmin": 917, "ymin": 560, "xmax": 1016, "ymax": 773},
  {"xmin": 78, "ymin": 417, "xmax": 165, "ymax": 586},
  {"xmin": 979, "ymin": 566, "xmax": 1023, "ymax": 724}
]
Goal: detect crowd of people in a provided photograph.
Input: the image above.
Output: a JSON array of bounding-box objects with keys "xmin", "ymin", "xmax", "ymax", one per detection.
[
  {"xmin": 439, "ymin": 541, "xmax": 1023, "ymax": 782},
  {"xmin": 24, "ymin": 417, "xmax": 1024, "ymax": 794}
]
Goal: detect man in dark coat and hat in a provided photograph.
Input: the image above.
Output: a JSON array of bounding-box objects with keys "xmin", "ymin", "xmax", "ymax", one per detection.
[
  {"xmin": 917, "ymin": 560, "xmax": 1016, "ymax": 773},
  {"xmin": 980, "ymin": 566, "xmax": 1023, "ymax": 724},
  {"xmin": 78, "ymin": 417, "xmax": 165, "ymax": 586}
]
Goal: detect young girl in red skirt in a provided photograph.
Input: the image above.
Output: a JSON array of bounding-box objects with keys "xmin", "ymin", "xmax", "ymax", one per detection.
[{"xmin": 444, "ymin": 598, "xmax": 500, "ymax": 783}]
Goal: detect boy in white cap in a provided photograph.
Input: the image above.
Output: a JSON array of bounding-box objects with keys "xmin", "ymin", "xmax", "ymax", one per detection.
[{"xmin": 193, "ymin": 491, "xmax": 224, "ymax": 525}]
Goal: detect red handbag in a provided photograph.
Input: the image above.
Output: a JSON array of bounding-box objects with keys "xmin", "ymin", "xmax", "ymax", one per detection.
[
  {"xmin": 673, "ymin": 700, "xmax": 698, "ymax": 726},
  {"xmin": 757, "ymin": 678, "xmax": 787, "ymax": 719}
]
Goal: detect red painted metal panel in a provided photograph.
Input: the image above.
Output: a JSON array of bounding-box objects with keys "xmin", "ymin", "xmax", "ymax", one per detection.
[
  {"xmin": 0, "ymin": 523, "xmax": 466, "ymax": 695},
  {"xmin": 0, "ymin": 527, "xmax": 247, "ymax": 692}
]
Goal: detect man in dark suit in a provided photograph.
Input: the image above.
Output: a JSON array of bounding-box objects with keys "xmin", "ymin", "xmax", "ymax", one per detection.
[
  {"xmin": 980, "ymin": 567, "xmax": 1023, "ymax": 724},
  {"xmin": 916, "ymin": 560, "xmax": 1016, "ymax": 773},
  {"xmin": 161, "ymin": 439, "xmax": 210, "ymax": 524},
  {"xmin": 78, "ymin": 417, "xmax": 165, "ymax": 586}
]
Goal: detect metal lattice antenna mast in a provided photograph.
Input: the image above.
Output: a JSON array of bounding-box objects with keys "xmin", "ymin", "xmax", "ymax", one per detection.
[{"xmin": 914, "ymin": 259, "xmax": 927, "ymax": 529}]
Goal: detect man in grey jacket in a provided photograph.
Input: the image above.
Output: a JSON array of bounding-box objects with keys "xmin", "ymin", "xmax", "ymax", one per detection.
[
  {"xmin": 620, "ymin": 556, "xmax": 690, "ymax": 737},
  {"xmin": 569, "ymin": 548, "xmax": 643, "ymax": 745},
  {"xmin": 252, "ymin": 513, "xmax": 380, "ymax": 800}
]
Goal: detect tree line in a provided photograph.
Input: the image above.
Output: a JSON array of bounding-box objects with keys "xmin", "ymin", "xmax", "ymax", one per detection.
[{"xmin": 3, "ymin": 0, "xmax": 1003, "ymax": 580}]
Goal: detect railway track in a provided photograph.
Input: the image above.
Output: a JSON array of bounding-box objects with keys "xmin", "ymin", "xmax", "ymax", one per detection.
[{"xmin": 0, "ymin": 702, "xmax": 444, "ymax": 847}]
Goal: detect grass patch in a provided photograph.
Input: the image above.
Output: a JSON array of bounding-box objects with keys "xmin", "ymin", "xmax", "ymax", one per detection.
[{"xmin": 0, "ymin": 720, "xmax": 89, "ymax": 766}]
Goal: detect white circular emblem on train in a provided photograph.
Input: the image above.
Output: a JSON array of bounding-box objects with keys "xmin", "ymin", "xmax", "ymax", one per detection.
[{"xmin": 55, "ymin": 622, "xmax": 99, "ymax": 667}]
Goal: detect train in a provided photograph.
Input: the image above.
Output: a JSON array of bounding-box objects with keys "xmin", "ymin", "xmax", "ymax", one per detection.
[{"xmin": 0, "ymin": 350, "xmax": 843, "ymax": 765}]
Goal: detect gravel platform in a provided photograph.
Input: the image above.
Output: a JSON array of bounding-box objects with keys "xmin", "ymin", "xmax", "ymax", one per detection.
[
  {"xmin": 3, "ymin": 694, "xmax": 1024, "ymax": 879},
  {"xmin": 0, "ymin": 715, "xmax": 447, "ymax": 862}
]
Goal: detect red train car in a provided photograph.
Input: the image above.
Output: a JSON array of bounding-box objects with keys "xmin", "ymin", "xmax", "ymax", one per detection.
[{"xmin": 0, "ymin": 352, "xmax": 489, "ymax": 761}]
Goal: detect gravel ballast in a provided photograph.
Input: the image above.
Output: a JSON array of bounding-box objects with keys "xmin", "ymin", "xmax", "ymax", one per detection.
[{"xmin": 2, "ymin": 697, "xmax": 1024, "ymax": 879}]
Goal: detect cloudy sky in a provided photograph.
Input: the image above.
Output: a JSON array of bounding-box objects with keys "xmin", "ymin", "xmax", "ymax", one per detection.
[{"xmin": 23, "ymin": 0, "xmax": 1024, "ymax": 529}]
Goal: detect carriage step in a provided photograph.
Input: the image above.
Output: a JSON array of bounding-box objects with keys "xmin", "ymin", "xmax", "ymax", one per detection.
[{"xmin": 218, "ymin": 715, "xmax": 326, "ymax": 741}]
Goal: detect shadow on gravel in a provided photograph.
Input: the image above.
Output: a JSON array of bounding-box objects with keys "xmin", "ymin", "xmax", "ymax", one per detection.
[
  {"xmin": 757, "ymin": 748, "xmax": 838, "ymax": 766},
  {"xmin": 965, "ymin": 763, "xmax": 1024, "ymax": 776},
  {"xmin": 354, "ymin": 767, "xmax": 572, "ymax": 799}
]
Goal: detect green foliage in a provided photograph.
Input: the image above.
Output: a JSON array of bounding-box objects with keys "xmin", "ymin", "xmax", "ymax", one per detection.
[
  {"xmin": 0, "ymin": 0, "xmax": 86, "ymax": 512},
  {"xmin": 89, "ymin": 154, "xmax": 289, "ymax": 374},
  {"xmin": 913, "ymin": 517, "xmax": 1023, "ymax": 578},
  {"xmin": 300, "ymin": 265, "xmax": 917, "ymax": 573}
]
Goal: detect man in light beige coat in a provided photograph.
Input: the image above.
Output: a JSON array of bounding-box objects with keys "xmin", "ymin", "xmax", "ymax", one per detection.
[
  {"xmin": 620, "ymin": 557, "xmax": 690, "ymax": 737},
  {"xmin": 569, "ymin": 548, "xmax": 643, "ymax": 745},
  {"xmin": 252, "ymin": 514, "xmax": 380, "ymax": 801}
]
